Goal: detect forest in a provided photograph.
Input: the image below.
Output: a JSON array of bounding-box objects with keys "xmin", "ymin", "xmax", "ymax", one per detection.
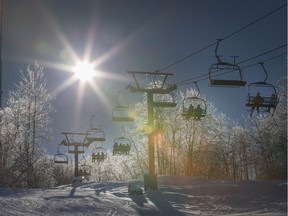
[{"xmin": 0, "ymin": 62, "xmax": 286, "ymax": 188}]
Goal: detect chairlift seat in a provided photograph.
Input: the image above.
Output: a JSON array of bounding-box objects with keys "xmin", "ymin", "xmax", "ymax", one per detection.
[
  {"xmin": 86, "ymin": 128, "xmax": 106, "ymax": 142},
  {"xmin": 86, "ymin": 137, "xmax": 106, "ymax": 142},
  {"xmin": 54, "ymin": 160, "xmax": 68, "ymax": 164},
  {"xmin": 112, "ymin": 106, "xmax": 136, "ymax": 122},
  {"xmin": 246, "ymin": 96, "xmax": 278, "ymax": 108},
  {"xmin": 182, "ymin": 96, "xmax": 207, "ymax": 120},
  {"xmin": 113, "ymin": 137, "xmax": 132, "ymax": 155},
  {"xmin": 112, "ymin": 116, "xmax": 135, "ymax": 122},
  {"xmin": 91, "ymin": 147, "xmax": 108, "ymax": 162},
  {"xmin": 54, "ymin": 153, "xmax": 68, "ymax": 164},
  {"xmin": 181, "ymin": 112, "xmax": 206, "ymax": 118},
  {"xmin": 210, "ymin": 79, "xmax": 246, "ymax": 87},
  {"xmin": 246, "ymin": 79, "xmax": 278, "ymax": 116}
]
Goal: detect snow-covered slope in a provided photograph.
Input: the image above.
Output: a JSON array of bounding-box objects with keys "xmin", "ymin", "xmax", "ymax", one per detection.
[{"xmin": 0, "ymin": 176, "xmax": 286, "ymax": 216}]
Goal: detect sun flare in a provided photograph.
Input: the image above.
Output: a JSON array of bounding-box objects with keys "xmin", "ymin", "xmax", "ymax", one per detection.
[{"xmin": 73, "ymin": 61, "xmax": 95, "ymax": 81}]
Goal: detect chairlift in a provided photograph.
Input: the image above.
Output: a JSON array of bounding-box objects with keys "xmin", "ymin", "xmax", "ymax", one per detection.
[
  {"xmin": 181, "ymin": 82, "xmax": 207, "ymax": 120},
  {"xmin": 182, "ymin": 97, "xmax": 207, "ymax": 120},
  {"xmin": 91, "ymin": 147, "xmax": 107, "ymax": 162},
  {"xmin": 209, "ymin": 39, "xmax": 246, "ymax": 87},
  {"xmin": 86, "ymin": 127, "xmax": 105, "ymax": 142},
  {"xmin": 112, "ymin": 104, "xmax": 136, "ymax": 122},
  {"xmin": 54, "ymin": 140, "xmax": 69, "ymax": 164},
  {"xmin": 112, "ymin": 90, "xmax": 136, "ymax": 122},
  {"xmin": 246, "ymin": 63, "xmax": 278, "ymax": 116},
  {"xmin": 113, "ymin": 137, "xmax": 132, "ymax": 156},
  {"xmin": 85, "ymin": 116, "xmax": 106, "ymax": 144},
  {"xmin": 54, "ymin": 153, "xmax": 69, "ymax": 164}
]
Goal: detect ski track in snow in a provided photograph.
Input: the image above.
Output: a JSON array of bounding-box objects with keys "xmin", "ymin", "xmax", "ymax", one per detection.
[{"xmin": 0, "ymin": 177, "xmax": 286, "ymax": 216}]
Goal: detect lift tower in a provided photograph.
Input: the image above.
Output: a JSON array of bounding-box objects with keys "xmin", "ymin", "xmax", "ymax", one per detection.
[
  {"xmin": 61, "ymin": 131, "xmax": 90, "ymax": 181},
  {"xmin": 127, "ymin": 71, "xmax": 177, "ymax": 190}
]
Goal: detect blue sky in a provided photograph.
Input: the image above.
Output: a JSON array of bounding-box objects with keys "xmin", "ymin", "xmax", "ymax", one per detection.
[{"xmin": 2, "ymin": 0, "xmax": 287, "ymax": 153}]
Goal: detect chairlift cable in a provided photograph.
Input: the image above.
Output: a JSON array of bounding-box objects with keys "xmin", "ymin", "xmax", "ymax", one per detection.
[
  {"xmin": 237, "ymin": 44, "xmax": 287, "ymax": 65},
  {"xmin": 178, "ymin": 52, "xmax": 287, "ymax": 85},
  {"xmin": 118, "ymin": 4, "xmax": 286, "ymax": 124},
  {"xmin": 240, "ymin": 52, "xmax": 287, "ymax": 71},
  {"xmin": 222, "ymin": 4, "xmax": 287, "ymax": 41},
  {"xmin": 125, "ymin": 3, "xmax": 286, "ymax": 91},
  {"xmin": 157, "ymin": 42, "xmax": 217, "ymax": 72},
  {"xmin": 74, "ymin": 111, "xmax": 102, "ymax": 132},
  {"xmin": 155, "ymin": 3, "xmax": 287, "ymax": 73},
  {"xmin": 176, "ymin": 44, "xmax": 287, "ymax": 86}
]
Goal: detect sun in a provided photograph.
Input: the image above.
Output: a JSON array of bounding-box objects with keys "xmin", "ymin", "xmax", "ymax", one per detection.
[{"xmin": 73, "ymin": 61, "xmax": 95, "ymax": 81}]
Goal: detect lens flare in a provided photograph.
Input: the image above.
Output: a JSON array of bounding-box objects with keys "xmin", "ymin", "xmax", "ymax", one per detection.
[{"xmin": 73, "ymin": 61, "xmax": 95, "ymax": 81}]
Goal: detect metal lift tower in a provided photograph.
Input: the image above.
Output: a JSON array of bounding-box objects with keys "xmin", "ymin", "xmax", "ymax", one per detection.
[{"xmin": 127, "ymin": 71, "xmax": 177, "ymax": 190}]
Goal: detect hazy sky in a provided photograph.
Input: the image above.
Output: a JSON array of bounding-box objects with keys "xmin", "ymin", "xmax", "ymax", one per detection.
[{"xmin": 2, "ymin": 0, "xmax": 287, "ymax": 153}]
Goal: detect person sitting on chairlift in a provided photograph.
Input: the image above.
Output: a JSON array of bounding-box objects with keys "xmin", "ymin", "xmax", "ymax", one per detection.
[
  {"xmin": 187, "ymin": 105, "xmax": 194, "ymax": 119},
  {"xmin": 194, "ymin": 105, "xmax": 202, "ymax": 120},
  {"xmin": 253, "ymin": 92, "xmax": 264, "ymax": 114},
  {"xmin": 92, "ymin": 153, "xmax": 96, "ymax": 162},
  {"xmin": 96, "ymin": 152, "xmax": 101, "ymax": 161},
  {"xmin": 101, "ymin": 152, "xmax": 105, "ymax": 161},
  {"xmin": 113, "ymin": 142, "xmax": 118, "ymax": 155},
  {"xmin": 267, "ymin": 93, "xmax": 277, "ymax": 113}
]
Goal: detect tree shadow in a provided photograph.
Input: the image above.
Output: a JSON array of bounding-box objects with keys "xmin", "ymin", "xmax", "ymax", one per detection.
[
  {"xmin": 128, "ymin": 193, "xmax": 148, "ymax": 207},
  {"xmin": 146, "ymin": 190, "xmax": 184, "ymax": 216}
]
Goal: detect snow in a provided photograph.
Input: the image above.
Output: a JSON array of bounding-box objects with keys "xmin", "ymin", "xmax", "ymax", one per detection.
[{"xmin": 0, "ymin": 176, "xmax": 286, "ymax": 216}]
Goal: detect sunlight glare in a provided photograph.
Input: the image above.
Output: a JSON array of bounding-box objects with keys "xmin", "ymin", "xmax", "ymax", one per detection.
[{"xmin": 74, "ymin": 61, "xmax": 95, "ymax": 81}]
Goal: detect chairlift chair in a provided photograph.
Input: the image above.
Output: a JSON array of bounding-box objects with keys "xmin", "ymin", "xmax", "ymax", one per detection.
[
  {"xmin": 112, "ymin": 104, "xmax": 136, "ymax": 122},
  {"xmin": 84, "ymin": 116, "xmax": 106, "ymax": 144},
  {"xmin": 112, "ymin": 90, "xmax": 136, "ymax": 122},
  {"xmin": 85, "ymin": 127, "xmax": 106, "ymax": 144},
  {"xmin": 246, "ymin": 82, "xmax": 278, "ymax": 116},
  {"xmin": 209, "ymin": 39, "xmax": 246, "ymax": 87},
  {"xmin": 182, "ymin": 97, "xmax": 207, "ymax": 120},
  {"xmin": 181, "ymin": 82, "xmax": 207, "ymax": 120},
  {"xmin": 54, "ymin": 140, "xmax": 69, "ymax": 164},
  {"xmin": 245, "ymin": 63, "xmax": 278, "ymax": 116},
  {"xmin": 113, "ymin": 137, "xmax": 132, "ymax": 155},
  {"xmin": 91, "ymin": 147, "xmax": 107, "ymax": 162},
  {"xmin": 54, "ymin": 152, "xmax": 69, "ymax": 164}
]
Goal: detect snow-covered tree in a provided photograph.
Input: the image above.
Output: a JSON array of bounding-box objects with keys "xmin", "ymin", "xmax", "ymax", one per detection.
[
  {"xmin": 243, "ymin": 77, "xmax": 287, "ymax": 180},
  {"xmin": 120, "ymin": 78, "xmax": 287, "ymax": 181},
  {"xmin": 0, "ymin": 61, "xmax": 55, "ymax": 187}
]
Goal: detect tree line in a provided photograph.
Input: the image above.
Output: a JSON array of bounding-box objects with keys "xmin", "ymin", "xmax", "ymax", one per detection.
[{"xmin": 0, "ymin": 62, "xmax": 286, "ymax": 188}]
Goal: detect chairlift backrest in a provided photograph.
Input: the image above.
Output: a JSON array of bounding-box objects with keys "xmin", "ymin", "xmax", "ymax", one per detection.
[
  {"xmin": 246, "ymin": 82, "xmax": 278, "ymax": 106},
  {"xmin": 112, "ymin": 90, "xmax": 136, "ymax": 122},
  {"xmin": 209, "ymin": 39, "xmax": 246, "ymax": 87},
  {"xmin": 112, "ymin": 105, "xmax": 136, "ymax": 122},
  {"xmin": 114, "ymin": 136, "xmax": 131, "ymax": 146},
  {"xmin": 54, "ymin": 140, "xmax": 69, "ymax": 164},
  {"xmin": 86, "ymin": 128, "xmax": 105, "ymax": 142},
  {"xmin": 54, "ymin": 153, "xmax": 68, "ymax": 164},
  {"xmin": 91, "ymin": 147, "xmax": 107, "ymax": 162},
  {"xmin": 113, "ymin": 136, "xmax": 132, "ymax": 155},
  {"xmin": 182, "ymin": 96, "xmax": 207, "ymax": 119},
  {"xmin": 246, "ymin": 63, "xmax": 278, "ymax": 110}
]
